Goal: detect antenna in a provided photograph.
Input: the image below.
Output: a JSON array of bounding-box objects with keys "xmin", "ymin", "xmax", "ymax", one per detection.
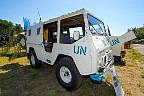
[{"xmin": 37, "ymin": 8, "xmax": 41, "ymax": 22}]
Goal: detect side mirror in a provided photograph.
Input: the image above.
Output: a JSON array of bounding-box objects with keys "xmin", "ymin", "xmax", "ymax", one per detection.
[{"xmin": 73, "ymin": 31, "xmax": 80, "ymax": 41}]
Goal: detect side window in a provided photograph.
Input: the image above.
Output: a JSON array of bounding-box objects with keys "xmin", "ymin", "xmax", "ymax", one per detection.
[
  {"xmin": 37, "ymin": 27, "xmax": 41, "ymax": 35},
  {"xmin": 28, "ymin": 29, "xmax": 31, "ymax": 36},
  {"xmin": 43, "ymin": 21, "xmax": 58, "ymax": 43},
  {"xmin": 60, "ymin": 14, "xmax": 85, "ymax": 44}
]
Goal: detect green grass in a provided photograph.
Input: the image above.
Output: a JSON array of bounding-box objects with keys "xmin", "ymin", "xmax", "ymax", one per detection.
[
  {"xmin": 141, "ymin": 72, "xmax": 144, "ymax": 78},
  {"xmin": 0, "ymin": 46, "xmax": 144, "ymax": 96},
  {"xmin": 0, "ymin": 53, "xmax": 116, "ymax": 96},
  {"xmin": 0, "ymin": 60, "xmax": 115, "ymax": 96},
  {"xmin": 115, "ymin": 46, "xmax": 144, "ymax": 96}
]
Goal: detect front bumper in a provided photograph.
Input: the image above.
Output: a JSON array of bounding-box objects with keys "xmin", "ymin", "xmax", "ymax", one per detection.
[{"xmin": 90, "ymin": 57, "xmax": 114, "ymax": 81}]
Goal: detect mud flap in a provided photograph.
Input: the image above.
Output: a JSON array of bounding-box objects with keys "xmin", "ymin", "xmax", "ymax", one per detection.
[{"xmin": 110, "ymin": 65, "xmax": 124, "ymax": 96}]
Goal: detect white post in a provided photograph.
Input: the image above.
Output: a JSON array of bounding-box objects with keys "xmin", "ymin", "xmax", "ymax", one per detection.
[{"xmin": 110, "ymin": 65, "xmax": 124, "ymax": 96}]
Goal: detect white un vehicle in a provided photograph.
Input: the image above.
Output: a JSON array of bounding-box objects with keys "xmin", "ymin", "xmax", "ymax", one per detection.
[{"xmin": 25, "ymin": 9, "xmax": 135, "ymax": 94}]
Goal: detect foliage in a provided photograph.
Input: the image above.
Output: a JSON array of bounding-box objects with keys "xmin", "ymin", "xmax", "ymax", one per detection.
[
  {"xmin": 0, "ymin": 19, "xmax": 24, "ymax": 59},
  {"xmin": 0, "ymin": 43, "xmax": 24, "ymax": 60},
  {"xmin": 0, "ymin": 19, "xmax": 23, "ymax": 36},
  {"xmin": 129, "ymin": 25, "xmax": 144, "ymax": 43}
]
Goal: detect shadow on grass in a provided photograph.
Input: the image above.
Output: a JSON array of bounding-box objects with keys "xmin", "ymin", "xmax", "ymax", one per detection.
[
  {"xmin": 114, "ymin": 60, "xmax": 126, "ymax": 67},
  {"xmin": 0, "ymin": 63, "xmax": 116, "ymax": 96}
]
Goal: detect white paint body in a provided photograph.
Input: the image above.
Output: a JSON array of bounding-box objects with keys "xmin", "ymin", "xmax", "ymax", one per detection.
[
  {"xmin": 109, "ymin": 31, "xmax": 136, "ymax": 56},
  {"xmin": 25, "ymin": 9, "xmax": 135, "ymax": 76}
]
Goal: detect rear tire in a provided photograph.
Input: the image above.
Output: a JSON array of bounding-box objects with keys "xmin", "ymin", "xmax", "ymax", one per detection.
[
  {"xmin": 55, "ymin": 57, "xmax": 83, "ymax": 91},
  {"xmin": 29, "ymin": 50, "xmax": 41, "ymax": 68}
]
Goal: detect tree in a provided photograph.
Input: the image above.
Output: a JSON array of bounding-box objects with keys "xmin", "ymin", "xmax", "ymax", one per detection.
[
  {"xmin": 0, "ymin": 19, "xmax": 23, "ymax": 36},
  {"xmin": 0, "ymin": 19, "xmax": 24, "ymax": 58},
  {"xmin": 129, "ymin": 25, "xmax": 144, "ymax": 43},
  {"xmin": 14, "ymin": 24, "xmax": 23, "ymax": 34},
  {"xmin": 0, "ymin": 19, "xmax": 14, "ymax": 35}
]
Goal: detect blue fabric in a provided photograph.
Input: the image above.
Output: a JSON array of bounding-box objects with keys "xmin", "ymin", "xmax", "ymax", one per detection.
[
  {"xmin": 90, "ymin": 72, "xmax": 104, "ymax": 81},
  {"xmin": 23, "ymin": 17, "xmax": 30, "ymax": 30}
]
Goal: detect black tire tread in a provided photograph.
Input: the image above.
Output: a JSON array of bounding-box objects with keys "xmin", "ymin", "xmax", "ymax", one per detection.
[
  {"xmin": 29, "ymin": 50, "xmax": 41, "ymax": 69},
  {"xmin": 55, "ymin": 57, "xmax": 83, "ymax": 91}
]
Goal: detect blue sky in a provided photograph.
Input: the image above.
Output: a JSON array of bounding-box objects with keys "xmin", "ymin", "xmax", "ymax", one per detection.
[{"xmin": 0, "ymin": 0, "xmax": 144, "ymax": 35}]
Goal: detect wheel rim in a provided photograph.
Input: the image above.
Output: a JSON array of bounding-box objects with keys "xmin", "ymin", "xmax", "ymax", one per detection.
[
  {"xmin": 60, "ymin": 66, "xmax": 72, "ymax": 83},
  {"xmin": 30, "ymin": 54, "xmax": 35, "ymax": 66}
]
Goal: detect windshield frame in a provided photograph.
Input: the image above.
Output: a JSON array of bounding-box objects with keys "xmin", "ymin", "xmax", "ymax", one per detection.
[{"xmin": 87, "ymin": 14, "xmax": 107, "ymax": 36}]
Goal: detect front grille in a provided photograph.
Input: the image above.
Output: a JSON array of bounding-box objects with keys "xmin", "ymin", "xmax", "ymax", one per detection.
[
  {"xmin": 103, "ymin": 50, "xmax": 112, "ymax": 66},
  {"xmin": 99, "ymin": 50, "xmax": 113, "ymax": 67}
]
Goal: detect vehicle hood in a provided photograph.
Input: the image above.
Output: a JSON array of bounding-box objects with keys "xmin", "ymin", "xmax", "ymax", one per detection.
[{"xmin": 92, "ymin": 36, "xmax": 111, "ymax": 53}]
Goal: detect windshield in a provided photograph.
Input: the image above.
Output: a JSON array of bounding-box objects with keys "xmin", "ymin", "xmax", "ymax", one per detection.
[{"xmin": 87, "ymin": 14, "xmax": 106, "ymax": 35}]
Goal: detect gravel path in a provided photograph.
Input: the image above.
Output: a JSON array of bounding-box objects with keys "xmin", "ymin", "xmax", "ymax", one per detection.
[{"xmin": 134, "ymin": 44, "xmax": 144, "ymax": 55}]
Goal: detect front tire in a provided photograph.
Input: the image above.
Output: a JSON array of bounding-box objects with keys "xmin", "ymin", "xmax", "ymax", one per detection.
[
  {"xmin": 29, "ymin": 50, "xmax": 41, "ymax": 68},
  {"xmin": 55, "ymin": 57, "xmax": 83, "ymax": 91}
]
